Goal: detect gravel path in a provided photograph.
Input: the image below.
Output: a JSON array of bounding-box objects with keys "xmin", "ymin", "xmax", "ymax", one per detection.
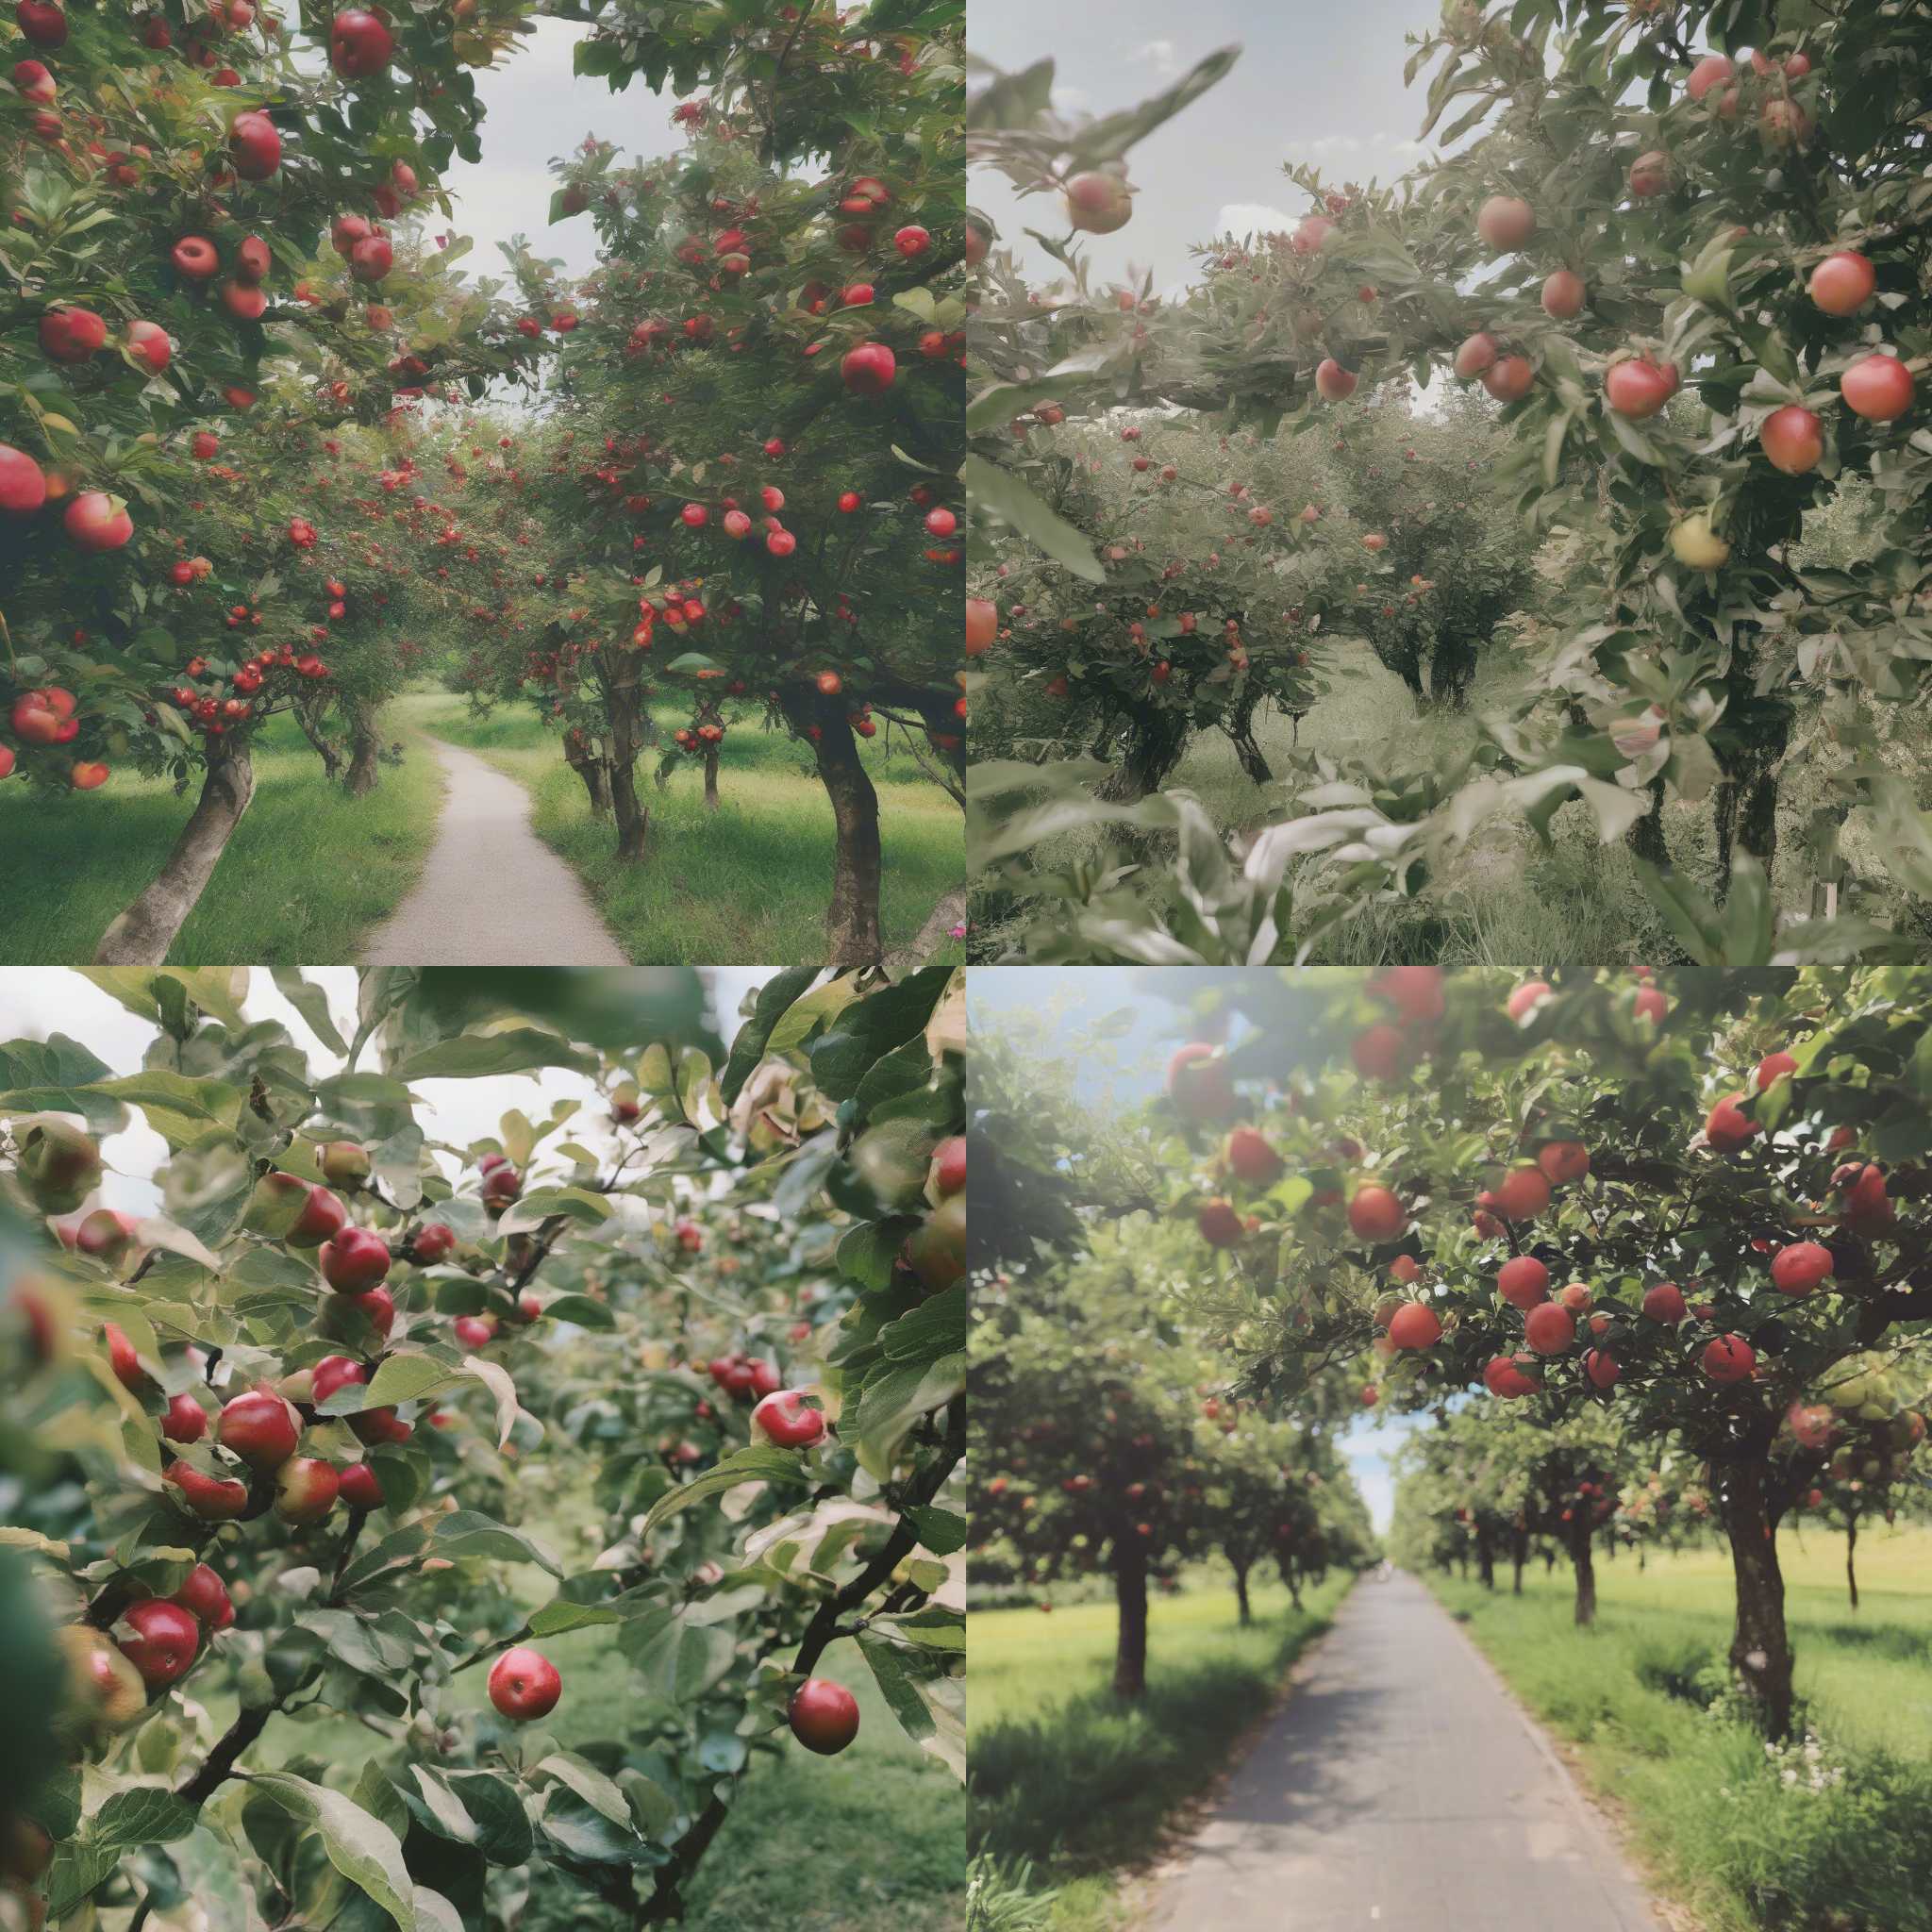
[
  {"xmin": 1146, "ymin": 1570, "xmax": 1669, "ymax": 1932},
  {"xmin": 360, "ymin": 737, "xmax": 628, "ymax": 965}
]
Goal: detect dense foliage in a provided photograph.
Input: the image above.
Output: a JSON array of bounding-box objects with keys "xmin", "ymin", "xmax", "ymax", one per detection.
[{"xmin": 0, "ymin": 961, "xmax": 965, "ymax": 1927}]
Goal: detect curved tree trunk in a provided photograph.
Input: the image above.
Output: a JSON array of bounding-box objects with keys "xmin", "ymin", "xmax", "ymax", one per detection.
[
  {"xmin": 344, "ymin": 698, "xmax": 382, "ymax": 797},
  {"xmin": 1097, "ymin": 708, "xmax": 1191, "ymax": 804},
  {"xmin": 605, "ymin": 671, "xmax": 651, "ymax": 862},
  {"xmin": 1721, "ymin": 1457, "xmax": 1795, "ymax": 1738},
  {"xmin": 571, "ymin": 756, "xmax": 611, "ymax": 820},
  {"xmin": 1112, "ymin": 1539, "xmax": 1148, "ymax": 1700},
  {"xmin": 1224, "ymin": 693, "xmax": 1274, "ymax": 786},
  {"xmin": 94, "ymin": 741, "xmax": 256, "ymax": 964},
  {"xmin": 293, "ymin": 695, "xmax": 344, "ymax": 784},
  {"xmin": 1846, "ymin": 1516, "xmax": 1859, "ymax": 1611}
]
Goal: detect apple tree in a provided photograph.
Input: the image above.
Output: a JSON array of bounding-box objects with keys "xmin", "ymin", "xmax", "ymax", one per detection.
[
  {"xmin": 0, "ymin": 0, "xmax": 549, "ymax": 962},
  {"xmin": 0, "ymin": 959, "xmax": 965, "ymax": 1927},
  {"xmin": 1156, "ymin": 966, "xmax": 1932, "ymax": 1737},
  {"xmin": 458, "ymin": 2, "xmax": 967, "ymax": 966}
]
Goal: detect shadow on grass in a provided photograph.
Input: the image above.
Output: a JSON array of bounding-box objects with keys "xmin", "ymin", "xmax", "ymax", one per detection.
[{"xmin": 969, "ymin": 1605, "xmax": 1336, "ymax": 1880}]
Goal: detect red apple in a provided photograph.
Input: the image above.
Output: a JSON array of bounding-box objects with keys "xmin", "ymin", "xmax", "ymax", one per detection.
[
  {"xmin": 339, "ymin": 1462, "xmax": 383, "ymax": 1509},
  {"xmin": 1582, "ymin": 1348, "xmax": 1621, "ymax": 1390},
  {"xmin": 1701, "ymin": 1334, "xmax": 1756, "ymax": 1383},
  {"xmin": 1604, "ymin": 355, "xmax": 1678, "ymax": 418},
  {"xmin": 1475, "ymin": 194, "xmax": 1535, "ymax": 251},
  {"xmin": 216, "ymin": 1386, "xmax": 299, "ymax": 1468},
  {"xmin": 413, "ymin": 1223, "xmax": 456, "ymax": 1263},
  {"xmin": 1840, "ymin": 354, "xmax": 1913, "ymax": 423},
  {"xmin": 116, "ymin": 1599, "xmax": 200, "ymax": 1687},
  {"xmin": 0, "ymin": 443, "xmax": 48, "ymax": 515},
  {"xmin": 751, "ymin": 1388, "xmax": 828, "ymax": 1448},
  {"xmin": 228, "ymin": 110, "xmax": 280, "ymax": 179},
  {"xmin": 1537, "ymin": 1140, "xmax": 1589, "ymax": 1185},
  {"xmin": 125, "ymin": 319, "xmax": 172, "ymax": 373},
  {"xmin": 1705, "ymin": 1093, "xmax": 1758, "ymax": 1152},
  {"xmin": 1497, "ymin": 1256, "xmax": 1550, "ymax": 1308},
  {"xmin": 274, "ymin": 1456, "xmax": 340, "ymax": 1523},
  {"xmin": 487, "ymin": 1646, "xmax": 561, "ymax": 1721},
  {"xmin": 1759, "ymin": 405, "xmax": 1823, "ymax": 475},
  {"xmin": 328, "ymin": 7, "xmax": 392, "ymax": 76},
  {"xmin": 1481, "ymin": 355, "xmax": 1535, "ymax": 403},
  {"xmin": 787, "ymin": 1676, "xmax": 859, "ymax": 1755},
  {"xmin": 1453, "ymin": 332, "xmax": 1499, "ymax": 379},
  {"xmin": 164, "ymin": 1458, "xmax": 250, "ymax": 1519},
  {"xmin": 841, "ymin": 342, "xmax": 896, "ymax": 396},
  {"xmin": 1166, "ymin": 1042, "xmax": 1235, "ymax": 1121},
  {"xmin": 64, "ymin": 492, "xmax": 133, "ymax": 551},
  {"xmin": 1641, "ymin": 1281, "xmax": 1688, "ymax": 1324},
  {"xmin": 348, "ymin": 233, "xmax": 392, "ymax": 283},
  {"xmin": 171, "ymin": 1562, "xmax": 234, "ymax": 1630},
  {"xmin": 320, "ymin": 1225, "xmax": 391, "ymax": 1292},
  {"xmin": 1197, "ymin": 1197, "xmax": 1243, "ymax": 1248},
  {"xmin": 1062, "ymin": 172, "xmax": 1133, "ymax": 234},
  {"xmin": 1541, "ymin": 270, "xmax": 1586, "ymax": 319},
  {"xmin": 161, "ymin": 1392, "xmax": 208, "ymax": 1442},
  {"xmin": 1808, "ymin": 250, "xmax": 1874, "ymax": 317},
  {"xmin": 1315, "ymin": 358, "xmax": 1357, "ymax": 401},
  {"xmin": 1387, "ymin": 1302, "xmax": 1441, "ymax": 1350},
  {"xmin": 1524, "ymin": 1302, "xmax": 1575, "ymax": 1355},
  {"xmin": 1770, "ymin": 1241, "xmax": 1832, "ymax": 1295},
  {"xmin": 40, "ymin": 306, "xmax": 106, "ymax": 363},
  {"xmin": 1347, "ymin": 1185, "xmax": 1404, "ymax": 1242},
  {"xmin": 1223, "ymin": 1127, "xmax": 1283, "ymax": 1188}
]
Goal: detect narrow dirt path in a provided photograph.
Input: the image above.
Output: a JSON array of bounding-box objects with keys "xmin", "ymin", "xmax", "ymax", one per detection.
[
  {"xmin": 360, "ymin": 737, "xmax": 628, "ymax": 965},
  {"xmin": 1147, "ymin": 1571, "xmax": 1668, "ymax": 1932}
]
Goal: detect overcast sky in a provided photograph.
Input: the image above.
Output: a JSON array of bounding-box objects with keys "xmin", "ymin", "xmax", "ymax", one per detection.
[
  {"xmin": 0, "ymin": 967, "xmax": 769, "ymax": 1212},
  {"xmin": 971, "ymin": 0, "xmax": 1437, "ymax": 294},
  {"xmin": 440, "ymin": 17, "xmax": 678, "ymax": 294},
  {"xmin": 969, "ymin": 967, "xmax": 1416, "ymax": 1529}
]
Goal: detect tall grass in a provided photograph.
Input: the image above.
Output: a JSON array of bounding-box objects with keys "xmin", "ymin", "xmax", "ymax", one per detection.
[
  {"xmin": 0, "ymin": 711, "xmax": 442, "ymax": 964},
  {"xmin": 403, "ymin": 691, "xmax": 964, "ymax": 967},
  {"xmin": 970, "ymin": 1571, "xmax": 1354, "ymax": 1926},
  {"xmin": 1428, "ymin": 1524, "xmax": 1932, "ymax": 1932}
]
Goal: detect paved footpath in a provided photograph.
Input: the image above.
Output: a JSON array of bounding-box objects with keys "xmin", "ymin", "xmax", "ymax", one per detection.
[
  {"xmin": 361, "ymin": 738, "xmax": 628, "ymax": 966},
  {"xmin": 1147, "ymin": 1570, "xmax": 1668, "ymax": 1932}
]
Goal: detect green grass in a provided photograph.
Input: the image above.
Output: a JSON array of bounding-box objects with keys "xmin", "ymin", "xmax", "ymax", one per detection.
[
  {"xmin": 400, "ymin": 691, "xmax": 965, "ymax": 967},
  {"xmin": 970, "ymin": 1570, "xmax": 1355, "ymax": 1930},
  {"xmin": 0, "ymin": 711, "xmax": 443, "ymax": 964},
  {"xmin": 1425, "ymin": 1525, "xmax": 1932, "ymax": 1932}
]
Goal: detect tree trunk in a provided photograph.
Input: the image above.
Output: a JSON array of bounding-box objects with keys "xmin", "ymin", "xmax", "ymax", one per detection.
[
  {"xmin": 93, "ymin": 741, "xmax": 256, "ymax": 964},
  {"xmin": 784, "ymin": 691, "xmax": 883, "ymax": 968},
  {"xmin": 1541, "ymin": 1548, "xmax": 1557, "ymax": 1574},
  {"xmin": 606, "ymin": 676, "xmax": 650, "ymax": 861},
  {"xmin": 1846, "ymin": 1516, "xmax": 1858, "ymax": 1611},
  {"xmin": 1568, "ymin": 1516, "xmax": 1596, "ymax": 1626},
  {"xmin": 1097, "ymin": 707, "xmax": 1191, "ymax": 803},
  {"xmin": 293, "ymin": 695, "xmax": 344, "ymax": 783},
  {"xmin": 1224, "ymin": 694, "xmax": 1274, "ymax": 786},
  {"xmin": 1475, "ymin": 1524, "xmax": 1496, "ymax": 1591},
  {"xmin": 573, "ymin": 757, "xmax": 611, "ymax": 820},
  {"xmin": 1232, "ymin": 1560, "xmax": 1252, "ymax": 1626},
  {"xmin": 703, "ymin": 747, "xmax": 720, "ymax": 810},
  {"xmin": 1112, "ymin": 1540, "xmax": 1148, "ymax": 1700},
  {"xmin": 1510, "ymin": 1524, "xmax": 1527, "ymax": 1595},
  {"xmin": 1720, "ymin": 1457, "xmax": 1795, "ymax": 1738},
  {"xmin": 345, "ymin": 698, "xmax": 381, "ymax": 797},
  {"xmin": 1627, "ymin": 778, "xmax": 1670, "ymax": 868}
]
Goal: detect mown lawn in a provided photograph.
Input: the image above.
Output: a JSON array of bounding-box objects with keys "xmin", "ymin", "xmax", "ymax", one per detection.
[
  {"xmin": 1427, "ymin": 1524, "xmax": 1932, "ymax": 1932},
  {"xmin": 970, "ymin": 1571, "xmax": 1355, "ymax": 1931},
  {"xmin": 399, "ymin": 691, "xmax": 965, "ymax": 968},
  {"xmin": 0, "ymin": 711, "xmax": 443, "ymax": 965}
]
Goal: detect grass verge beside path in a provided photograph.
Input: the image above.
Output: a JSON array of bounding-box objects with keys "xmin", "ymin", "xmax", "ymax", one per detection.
[
  {"xmin": 0, "ymin": 711, "xmax": 442, "ymax": 964},
  {"xmin": 970, "ymin": 1572, "xmax": 1355, "ymax": 1930},
  {"xmin": 400, "ymin": 691, "xmax": 965, "ymax": 967},
  {"xmin": 1424, "ymin": 1526, "xmax": 1932, "ymax": 1932}
]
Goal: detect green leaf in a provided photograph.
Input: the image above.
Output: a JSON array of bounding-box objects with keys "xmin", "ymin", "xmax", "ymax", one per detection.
[
  {"xmin": 391, "ymin": 1028, "xmax": 596, "ymax": 1080},
  {"xmin": 246, "ymin": 1773, "xmax": 417, "ymax": 1930},
  {"xmin": 907, "ymin": 1506, "xmax": 968, "ymax": 1557},
  {"xmin": 808, "ymin": 968, "xmax": 952, "ymax": 1102},
  {"xmin": 433, "ymin": 1509, "xmax": 561, "ymax": 1575},
  {"xmin": 720, "ymin": 967, "xmax": 820, "ymax": 1105},
  {"xmin": 493, "ymin": 1186, "xmax": 610, "ymax": 1236},
  {"xmin": 527, "ymin": 1597, "xmax": 625, "ymax": 1638},
  {"xmin": 617, "ymin": 1606, "xmax": 737, "ymax": 1705},
  {"xmin": 638, "ymin": 1446, "xmax": 815, "ymax": 1537},
  {"xmin": 962, "ymin": 454, "xmax": 1105, "ymax": 584},
  {"xmin": 536, "ymin": 1293, "xmax": 616, "ymax": 1329},
  {"xmin": 272, "ymin": 971, "xmax": 348, "ymax": 1055}
]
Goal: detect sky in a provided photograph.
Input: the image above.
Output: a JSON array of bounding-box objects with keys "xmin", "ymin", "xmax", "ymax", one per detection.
[
  {"xmin": 0, "ymin": 967, "xmax": 771, "ymax": 1212},
  {"xmin": 969, "ymin": 966, "xmax": 1416, "ymax": 1530},
  {"xmin": 437, "ymin": 18, "xmax": 676, "ymax": 295},
  {"xmin": 971, "ymin": 0, "xmax": 1438, "ymax": 293}
]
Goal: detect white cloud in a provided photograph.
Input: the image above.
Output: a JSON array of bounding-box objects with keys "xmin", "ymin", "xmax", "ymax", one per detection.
[
  {"xmin": 1216, "ymin": 201, "xmax": 1298, "ymax": 239},
  {"xmin": 1134, "ymin": 39, "xmax": 1180, "ymax": 77}
]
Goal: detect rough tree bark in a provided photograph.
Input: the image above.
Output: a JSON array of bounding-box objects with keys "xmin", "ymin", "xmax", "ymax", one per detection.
[
  {"xmin": 605, "ymin": 675, "xmax": 650, "ymax": 862},
  {"xmin": 1112, "ymin": 1538, "xmax": 1148, "ymax": 1700},
  {"xmin": 293, "ymin": 694, "xmax": 344, "ymax": 784},
  {"xmin": 1224, "ymin": 692, "xmax": 1274, "ymax": 786},
  {"xmin": 93, "ymin": 741, "xmax": 256, "ymax": 964},
  {"xmin": 344, "ymin": 697, "xmax": 382, "ymax": 797},
  {"xmin": 1720, "ymin": 1456, "xmax": 1795, "ymax": 1738},
  {"xmin": 1627, "ymin": 778, "xmax": 1671, "ymax": 869},
  {"xmin": 781, "ymin": 690, "xmax": 884, "ymax": 969},
  {"xmin": 1097, "ymin": 707, "xmax": 1191, "ymax": 803}
]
